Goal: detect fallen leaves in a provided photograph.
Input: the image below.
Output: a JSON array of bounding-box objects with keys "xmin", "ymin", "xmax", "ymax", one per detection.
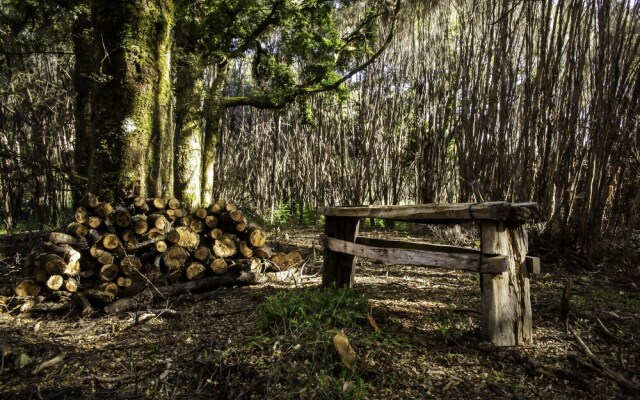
[{"xmin": 333, "ymin": 330, "xmax": 357, "ymax": 370}]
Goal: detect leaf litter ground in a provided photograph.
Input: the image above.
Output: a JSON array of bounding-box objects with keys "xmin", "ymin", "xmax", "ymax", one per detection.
[{"xmin": 0, "ymin": 225, "xmax": 638, "ymax": 399}]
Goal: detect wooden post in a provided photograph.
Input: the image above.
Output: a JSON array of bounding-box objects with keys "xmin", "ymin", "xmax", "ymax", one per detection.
[
  {"xmin": 480, "ymin": 222, "xmax": 532, "ymax": 346},
  {"xmin": 322, "ymin": 216, "xmax": 360, "ymax": 288}
]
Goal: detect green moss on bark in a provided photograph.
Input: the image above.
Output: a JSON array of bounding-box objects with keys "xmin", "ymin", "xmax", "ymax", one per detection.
[{"xmin": 89, "ymin": 0, "xmax": 174, "ymax": 200}]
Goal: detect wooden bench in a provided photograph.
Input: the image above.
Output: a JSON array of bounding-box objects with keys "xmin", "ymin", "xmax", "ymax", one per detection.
[{"xmin": 319, "ymin": 202, "xmax": 541, "ymax": 347}]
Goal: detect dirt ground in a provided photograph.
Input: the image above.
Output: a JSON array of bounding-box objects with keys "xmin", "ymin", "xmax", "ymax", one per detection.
[{"xmin": 0, "ymin": 225, "xmax": 639, "ymax": 399}]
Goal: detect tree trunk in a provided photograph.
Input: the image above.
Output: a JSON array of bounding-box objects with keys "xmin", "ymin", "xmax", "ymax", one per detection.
[
  {"xmin": 72, "ymin": 10, "xmax": 93, "ymax": 204},
  {"xmin": 202, "ymin": 61, "xmax": 229, "ymax": 205},
  {"xmin": 89, "ymin": 0, "xmax": 174, "ymax": 200},
  {"xmin": 174, "ymin": 51, "xmax": 205, "ymax": 209}
]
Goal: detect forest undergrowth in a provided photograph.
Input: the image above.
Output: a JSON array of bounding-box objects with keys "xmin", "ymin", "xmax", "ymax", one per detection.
[{"xmin": 0, "ymin": 224, "xmax": 638, "ymax": 399}]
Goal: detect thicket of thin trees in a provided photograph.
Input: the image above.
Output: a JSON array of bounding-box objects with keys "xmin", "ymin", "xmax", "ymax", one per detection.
[{"xmin": 1, "ymin": 0, "xmax": 639, "ymax": 254}]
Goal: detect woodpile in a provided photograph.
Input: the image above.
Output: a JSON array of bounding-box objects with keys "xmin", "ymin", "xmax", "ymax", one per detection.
[{"xmin": 15, "ymin": 194, "xmax": 303, "ymax": 304}]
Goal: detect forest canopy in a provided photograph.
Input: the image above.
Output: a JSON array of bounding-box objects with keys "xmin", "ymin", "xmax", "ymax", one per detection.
[{"xmin": 0, "ymin": 0, "xmax": 639, "ymax": 254}]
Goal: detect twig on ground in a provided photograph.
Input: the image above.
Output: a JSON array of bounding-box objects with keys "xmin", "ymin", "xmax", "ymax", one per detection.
[
  {"xmin": 596, "ymin": 317, "xmax": 617, "ymax": 341},
  {"xmin": 571, "ymin": 330, "xmax": 640, "ymax": 395},
  {"xmin": 32, "ymin": 353, "xmax": 66, "ymax": 375}
]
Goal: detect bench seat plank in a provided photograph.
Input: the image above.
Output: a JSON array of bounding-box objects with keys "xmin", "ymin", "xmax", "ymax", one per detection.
[{"xmin": 320, "ymin": 202, "xmax": 539, "ymax": 223}]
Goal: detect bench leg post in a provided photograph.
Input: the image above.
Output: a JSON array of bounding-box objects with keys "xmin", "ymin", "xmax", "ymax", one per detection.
[
  {"xmin": 322, "ymin": 216, "xmax": 360, "ymax": 288},
  {"xmin": 480, "ymin": 222, "xmax": 533, "ymax": 346}
]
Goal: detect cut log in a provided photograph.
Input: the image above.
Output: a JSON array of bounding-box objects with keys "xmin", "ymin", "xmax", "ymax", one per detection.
[
  {"xmin": 148, "ymin": 213, "xmax": 169, "ymax": 231},
  {"xmin": 65, "ymin": 260, "xmax": 81, "ymax": 276},
  {"xmin": 210, "ymin": 258, "xmax": 228, "ymax": 275},
  {"xmin": 95, "ymin": 202, "xmax": 115, "ymax": 218},
  {"xmin": 99, "ymin": 282, "xmax": 119, "ymax": 296},
  {"xmin": 174, "ymin": 208, "xmax": 185, "ymax": 218},
  {"xmin": 121, "ymin": 230, "xmax": 138, "ymax": 245},
  {"xmin": 186, "ymin": 262, "xmax": 206, "ymax": 280},
  {"xmin": 89, "ymin": 243, "xmax": 104, "ymax": 258},
  {"xmin": 146, "ymin": 228, "xmax": 165, "ymax": 240},
  {"xmin": 194, "ymin": 246, "xmax": 212, "ymax": 262},
  {"xmin": 230, "ymin": 258, "xmax": 261, "ymax": 273},
  {"xmin": 46, "ymin": 275, "xmax": 64, "ymax": 291},
  {"xmin": 247, "ymin": 227, "xmax": 267, "ymax": 248},
  {"xmin": 120, "ymin": 256, "xmax": 142, "ymax": 276},
  {"xmin": 104, "ymin": 273, "xmax": 246, "ymax": 314},
  {"xmin": 87, "ymin": 229, "xmax": 103, "ymax": 244},
  {"xmin": 139, "ymin": 245, "xmax": 167, "ymax": 264},
  {"xmin": 176, "ymin": 215, "xmax": 191, "ymax": 227},
  {"xmin": 74, "ymin": 206, "xmax": 88, "ymax": 224},
  {"xmin": 100, "ymin": 264, "xmax": 120, "ymax": 281},
  {"xmin": 270, "ymin": 252, "xmax": 290, "ymax": 269},
  {"xmin": 230, "ymin": 210, "xmax": 244, "ymax": 222},
  {"xmin": 235, "ymin": 221, "xmax": 247, "ymax": 233},
  {"xmin": 147, "ymin": 197, "xmax": 165, "ymax": 210},
  {"xmin": 67, "ymin": 222, "xmax": 89, "ymax": 236},
  {"xmin": 116, "ymin": 276, "xmax": 133, "ymax": 288},
  {"xmin": 213, "ymin": 234, "xmax": 238, "ymax": 258},
  {"xmin": 194, "ymin": 207, "xmax": 208, "ymax": 220},
  {"xmin": 166, "ymin": 226, "xmax": 200, "ymax": 249},
  {"xmin": 204, "ymin": 215, "xmax": 218, "ymax": 228},
  {"xmin": 80, "ymin": 192, "xmax": 100, "ymax": 209},
  {"xmin": 64, "ymin": 278, "xmax": 78, "ymax": 293},
  {"xmin": 253, "ymin": 246, "xmax": 273, "ymax": 260},
  {"xmin": 133, "ymin": 215, "xmax": 148, "ymax": 235},
  {"xmin": 209, "ymin": 200, "xmax": 225, "ymax": 214},
  {"xmin": 163, "ymin": 245, "xmax": 189, "ymax": 270},
  {"xmin": 288, "ymin": 251, "xmax": 303, "ymax": 266},
  {"xmin": 102, "ymin": 233, "xmax": 120, "ymax": 250},
  {"xmin": 15, "ymin": 280, "xmax": 41, "ymax": 297},
  {"xmin": 165, "ymin": 208, "xmax": 176, "ymax": 221},
  {"xmin": 132, "ymin": 195, "xmax": 148, "ymax": 212},
  {"xmin": 39, "ymin": 254, "xmax": 66, "ymax": 275},
  {"xmin": 167, "ymin": 197, "xmax": 181, "ymax": 210},
  {"xmin": 126, "ymin": 238, "xmax": 165, "ymax": 252},
  {"xmin": 189, "ymin": 219, "xmax": 205, "ymax": 233},
  {"xmin": 225, "ymin": 202, "xmax": 238, "ymax": 212},
  {"xmin": 208, "ymin": 228, "xmax": 224, "ymax": 240},
  {"xmin": 42, "ymin": 242, "xmax": 81, "ymax": 265},
  {"xmin": 87, "ymin": 216, "xmax": 102, "ymax": 229},
  {"xmin": 34, "ymin": 268, "xmax": 49, "ymax": 283},
  {"xmin": 239, "ymin": 241, "xmax": 253, "ymax": 258},
  {"xmin": 96, "ymin": 249, "xmax": 115, "ymax": 266},
  {"xmin": 49, "ymin": 232, "xmax": 88, "ymax": 249},
  {"xmin": 83, "ymin": 288, "xmax": 115, "ymax": 303},
  {"xmin": 114, "ymin": 207, "xmax": 132, "ymax": 228}
]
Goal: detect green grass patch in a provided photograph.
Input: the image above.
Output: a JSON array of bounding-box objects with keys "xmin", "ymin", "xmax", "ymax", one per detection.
[{"xmin": 244, "ymin": 287, "xmax": 375, "ymax": 399}]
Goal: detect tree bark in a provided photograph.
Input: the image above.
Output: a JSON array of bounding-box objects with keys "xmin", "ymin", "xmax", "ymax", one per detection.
[{"xmin": 89, "ymin": 0, "xmax": 174, "ymax": 200}]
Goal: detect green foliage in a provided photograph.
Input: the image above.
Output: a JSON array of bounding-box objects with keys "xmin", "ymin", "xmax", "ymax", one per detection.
[
  {"xmin": 266, "ymin": 202, "xmax": 324, "ymax": 226},
  {"xmin": 260, "ymin": 287, "xmax": 370, "ymax": 337}
]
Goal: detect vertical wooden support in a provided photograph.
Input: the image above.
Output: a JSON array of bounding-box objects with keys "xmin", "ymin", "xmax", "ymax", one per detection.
[
  {"xmin": 322, "ymin": 216, "xmax": 360, "ymax": 288},
  {"xmin": 480, "ymin": 222, "xmax": 532, "ymax": 346}
]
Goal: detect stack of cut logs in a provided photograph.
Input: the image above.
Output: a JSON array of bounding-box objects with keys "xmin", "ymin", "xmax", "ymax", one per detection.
[{"xmin": 15, "ymin": 193, "xmax": 302, "ymax": 299}]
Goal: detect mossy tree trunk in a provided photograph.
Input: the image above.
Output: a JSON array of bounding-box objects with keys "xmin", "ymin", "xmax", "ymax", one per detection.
[
  {"xmin": 89, "ymin": 0, "xmax": 174, "ymax": 200},
  {"xmin": 174, "ymin": 51, "xmax": 205, "ymax": 209}
]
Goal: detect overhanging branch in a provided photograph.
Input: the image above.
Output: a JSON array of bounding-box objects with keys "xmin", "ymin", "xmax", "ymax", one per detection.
[{"xmin": 221, "ymin": 0, "xmax": 402, "ymax": 110}]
